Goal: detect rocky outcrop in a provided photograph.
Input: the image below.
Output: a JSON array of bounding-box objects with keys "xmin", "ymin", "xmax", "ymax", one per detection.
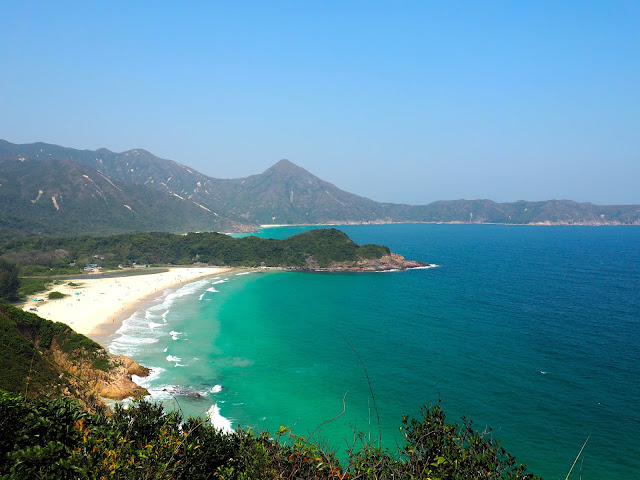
[
  {"xmin": 292, "ymin": 253, "xmax": 431, "ymax": 272},
  {"xmin": 90, "ymin": 354, "xmax": 150, "ymax": 400},
  {"xmin": 1, "ymin": 302, "xmax": 150, "ymax": 414},
  {"xmin": 49, "ymin": 343, "xmax": 150, "ymax": 412}
]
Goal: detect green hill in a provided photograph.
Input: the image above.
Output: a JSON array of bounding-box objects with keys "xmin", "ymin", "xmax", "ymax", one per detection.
[
  {"xmin": 1, "ymin": 229, "xmax": 396, "ymax": 274},
  {"xmin": 2, "ymin": 139, "xmax": 638, "ymax": 233},
  {"xmin": 0, "ymin": 156, "xmax": 251, "ymax": 241}
]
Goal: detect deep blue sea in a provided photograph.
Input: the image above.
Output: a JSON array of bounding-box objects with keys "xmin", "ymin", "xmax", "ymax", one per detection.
[{"xmin": 107, "ymin": 224, "xmax": 640, "ymax": 479}]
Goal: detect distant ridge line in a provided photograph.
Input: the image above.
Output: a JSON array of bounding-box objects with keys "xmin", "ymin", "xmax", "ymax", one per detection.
[{"xmin": 1, "ymin": 139, "xmax": 638, "ymax": 236}]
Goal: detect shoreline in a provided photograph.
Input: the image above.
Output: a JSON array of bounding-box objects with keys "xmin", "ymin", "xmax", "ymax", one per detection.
[
  {"xmin": 20, "ymin": 267, "xmax": 237, "ymax": 345},
  {"xmin": 258, "ymin": 221, "xmax": 639, "ymax": 228}
]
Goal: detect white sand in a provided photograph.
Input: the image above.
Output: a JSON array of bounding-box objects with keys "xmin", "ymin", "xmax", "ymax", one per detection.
[{"xmin": 21, "ymin": 267, "xmax": 234, "ymax": 338}]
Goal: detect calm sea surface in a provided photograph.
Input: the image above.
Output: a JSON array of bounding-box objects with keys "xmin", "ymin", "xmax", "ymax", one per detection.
[{"xmin": 107, "ymin": 224, "xmax": 640, "ymax": 479}]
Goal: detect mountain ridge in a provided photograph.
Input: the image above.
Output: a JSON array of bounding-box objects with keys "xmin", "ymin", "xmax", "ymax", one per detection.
[{"xmin": 1, "ymin": 139, "xmax": 638, "ymax": 234}]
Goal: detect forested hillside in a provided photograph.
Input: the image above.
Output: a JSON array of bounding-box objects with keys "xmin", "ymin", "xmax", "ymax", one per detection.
[
  {"xmin": 0, "ymin": 156, "xmax": 250, "ymax": 241},
  {"xmin": 2, "ymin": 139, "xmax": 638, "ymax": 233},
  {"xmin": 1, "ymin": 229, "xmax": 392, "ymax": 274}
]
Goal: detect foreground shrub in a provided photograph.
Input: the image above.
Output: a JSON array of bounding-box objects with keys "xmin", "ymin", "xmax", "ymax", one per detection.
[{"xmin": 0, "ymin": 392, "xmax": 541, "ymax": 479}]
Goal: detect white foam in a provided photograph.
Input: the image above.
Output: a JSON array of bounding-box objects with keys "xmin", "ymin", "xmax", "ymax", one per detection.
[
  {"xmin": 235, "ymin": 272, "xmax": 252, "ymax": 276},
  {"xmin": 211, "ymin": 279, "xmax": 228, "ymax": 285},
  {"xmin": 170, "ymin": 330, "xmax": 183, "ymax": 341},
  {"xmin": 132, "ymin": 366, "xmax": 165, "ymax": 387},
  {"xmin": 108, "ymin": 334, "xmax": 158, "ymax": 355},
  {"xmin": 166, "ymin": 355, "xmax": 182, "ymax": 363},
  {"xmin": 412, "ymin": 264, "xmax": 439, "ymax": 269},
  {"xmin": 152, "ymin": 278, "xmax": 212, "ymax": 312},
  {"xmin": 210, "ymin": 384, "xmax": 223, "ymax": 393},
  {"xmin": 207, "ymin": 403, "xmax": 234, "ymax": 433},
  {"xmin": 107, "ymin": 277, "xmax": 215, "ymax": 357}
]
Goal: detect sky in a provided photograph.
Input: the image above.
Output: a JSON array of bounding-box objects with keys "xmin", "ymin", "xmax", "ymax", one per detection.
[{"xmin": 1, "ymin": 1, "xmax": 638, "ymax": 205}]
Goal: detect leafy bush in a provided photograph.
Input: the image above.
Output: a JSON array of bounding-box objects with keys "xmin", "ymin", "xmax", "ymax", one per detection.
[
  {"xmin": 0, "ymin": 393, "xmax": 541, "ymax": 480},
  {"xmin": 48, "ymin": 291, "xmax": 65, "ymax": 299},
  {"xmin": 92, "ymin": 356, "xmax": 111, "ymax": 372},
  {"xmin": 57, "ymin": 332, "xmax": 101, "ymax": 356},
  {"xmin": 17, "ymin": 277, "xmax": 51, "ymax": 299}
]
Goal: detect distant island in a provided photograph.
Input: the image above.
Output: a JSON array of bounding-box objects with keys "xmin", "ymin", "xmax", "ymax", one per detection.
[{"xmin": 1, "ymin": 139, "xmax": 638, "ymax": 241}]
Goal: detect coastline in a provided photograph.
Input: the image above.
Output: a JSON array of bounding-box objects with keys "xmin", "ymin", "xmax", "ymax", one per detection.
[
  {"xmin": 258, "ymin": 221, "xmax": 639, "ymax": 228},
  {"xmin": 21, "ymin": 267, "xmax": 236, "ymax": 344}
]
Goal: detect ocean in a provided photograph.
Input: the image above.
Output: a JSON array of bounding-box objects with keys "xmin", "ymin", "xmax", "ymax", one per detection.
[{"xmin": 107, "ymin": 224, "xmax": 640, "ymax": 479}]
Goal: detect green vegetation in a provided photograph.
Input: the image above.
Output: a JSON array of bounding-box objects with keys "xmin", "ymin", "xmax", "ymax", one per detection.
[
  {"xmin": 0, "ymin": 392, "xmax": 541, "ymax": 480},
  {"xmin": 0, "ymin": 259, "xmax": 19, "ymax": 301},
  {"xmin": 47, "ymin": 291, "xmax": 66, "ymax": 299},
  {"xmin": 0, "ymin": 228, "xmax": 391, "ymax": 275},
  {"xmin": 0, "ymin": 303, "xmax": 111, "ymax": 397},
  {"xmin": 17, "ymin": 277, "xmax": 51, "ymax": 299}
]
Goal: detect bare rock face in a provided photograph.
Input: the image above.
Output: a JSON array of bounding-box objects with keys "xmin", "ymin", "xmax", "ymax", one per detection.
[
  {"xmin": 112, "ymin": 354, "xmax": 151, "ymax": 378},
  {"xmin": 96, "ymin": 355, "xmax": 150, "ymax": 400},
  {"xmin": 50, "ymin": 346, "xmax": 150, "ymax": 409}
]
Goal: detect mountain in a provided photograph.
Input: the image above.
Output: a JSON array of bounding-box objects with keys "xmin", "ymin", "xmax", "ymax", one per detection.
[
  {"xmin": 384, "ymin": 199, "xmax": 640, "ymax": 225},
  {"xmin": 0, "ymin": 140, "xmax": 254, "ymax": 223},
  {"xmin": 0, "ymin": 153, "xmax": 252, "ymax": 240},
  {"xmin": 0, "ymin": 140, "xmax": 390, "ymax": 225},
  {"xmin": 220, "ymin": 159, "xmax": 392, "ymax": 224},
  {"xmin": 1, "ymin": 139, "xmax": 639, "ymax": 233}
]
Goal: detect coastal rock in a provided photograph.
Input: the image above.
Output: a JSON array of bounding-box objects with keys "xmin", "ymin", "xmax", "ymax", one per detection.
[
  {"xmin": 50, "ymin": 344, "xmax": 149, "ymax": 406},
  {"xmin": 112, "ymin": 354, "xmax": 151, "ymax": 378},
  {"xmin": 292, "ymin": 253, "xmax": 430, "ymax": 272}
]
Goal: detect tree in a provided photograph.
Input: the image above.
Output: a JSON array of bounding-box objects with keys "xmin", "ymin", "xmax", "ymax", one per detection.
[{"xmin": 0, "ymin": 259, "xmax": 20, "ymax": 301}]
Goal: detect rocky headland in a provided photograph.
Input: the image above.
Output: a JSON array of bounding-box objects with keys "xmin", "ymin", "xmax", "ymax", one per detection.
[{"xmin": 289, "ymin": 253, "xmax": 431, "ymax": 272}]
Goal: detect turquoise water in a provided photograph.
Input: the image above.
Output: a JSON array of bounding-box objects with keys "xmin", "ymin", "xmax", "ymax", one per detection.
[{"xmin": 107, "ymin": 224, "xmax": 640, "ymax": 479}]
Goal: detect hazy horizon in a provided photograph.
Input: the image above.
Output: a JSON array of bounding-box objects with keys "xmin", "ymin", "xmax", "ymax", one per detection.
[{"xmin": 1, "ymin": 2, "xmax": 638, "ymax": 205}]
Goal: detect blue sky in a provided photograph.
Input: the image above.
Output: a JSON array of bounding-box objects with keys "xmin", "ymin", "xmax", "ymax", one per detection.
[{"xmin": 1, "ymin": 1, "xmax": 638, "ymax": 204}]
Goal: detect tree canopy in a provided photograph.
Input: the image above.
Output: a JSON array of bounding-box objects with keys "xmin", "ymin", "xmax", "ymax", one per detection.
[
  {"xmin": 0, "ymin": 229, "xmax": 391, "ymax": 275},
  {"xmin": 0, "ymin": 259, "xmax": 19, "ymax": 300}
]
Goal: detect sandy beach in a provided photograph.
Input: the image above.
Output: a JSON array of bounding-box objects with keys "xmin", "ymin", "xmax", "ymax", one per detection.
[{"xmin": 21, "ymin": 267, "xmax": 235, "ymax": 343}]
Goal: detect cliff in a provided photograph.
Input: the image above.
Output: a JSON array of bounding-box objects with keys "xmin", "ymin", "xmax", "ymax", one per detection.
[{"xmin": 0, "ymin": 302, "xmax": 148, "ymax": 413}]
